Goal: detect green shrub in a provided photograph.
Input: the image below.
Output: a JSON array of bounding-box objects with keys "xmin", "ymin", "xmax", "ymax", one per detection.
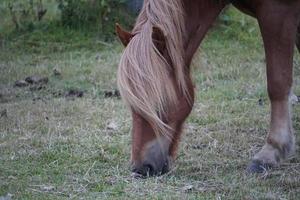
[
  {"xmin": 3, "ymin": 0, "xmax": 48, "ymax": 32},
  {"xmin": 1, "ymin": 0, "xmax": 134, "ymax": 40},
  {"xmin": 216, "ymin": 6, "xmax": 260, "ymax": 46},
  {"xmin": 57, "ymin": 0, "xmax": 132, "ymax": 37}
]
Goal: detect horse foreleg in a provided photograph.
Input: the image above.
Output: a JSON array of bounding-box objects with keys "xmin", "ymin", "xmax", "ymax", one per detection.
[
  {"xmin": 248, "ymin": 2, "xmax": 300, "ymax": 173},
  {"xmin": 296, "ymin": 24, "xmax": 300, "ymax": 53}
]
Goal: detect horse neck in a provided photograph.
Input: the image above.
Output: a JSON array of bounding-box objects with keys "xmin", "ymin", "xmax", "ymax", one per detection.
[{"xmin": 183, "ymin": 0, "xmax": 228, "ymax": 66}]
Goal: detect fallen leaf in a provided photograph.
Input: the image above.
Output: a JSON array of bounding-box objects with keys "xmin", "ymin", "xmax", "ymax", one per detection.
[
  {"xmin": 106, "ymin": 121, "xmax": 118, "ymax": 130},
  {"xmin": 53, "ymin": 68, "xmax": 61, "ymax": 76},
  {"xmin": 41, "ymin": 185, "xmax": 55, "ymax": 192},
  {"xmin": 182, "ymin": 184, "xmax": 193, "ymax": 192}
]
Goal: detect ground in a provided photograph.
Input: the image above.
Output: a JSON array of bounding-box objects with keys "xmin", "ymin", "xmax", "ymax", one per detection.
[{"xmin": 1, "ymin": 5, "xmax": 300, "ymax": 200}]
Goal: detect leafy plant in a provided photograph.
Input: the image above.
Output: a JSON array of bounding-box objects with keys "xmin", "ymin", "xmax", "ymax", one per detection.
[
  {"xmin": 56, "ymin": 0, "xmax": 130, "ymax": 36},
  {"xmin": 7, "ymin": 0, "xmax": 47, "ymax": 31}
]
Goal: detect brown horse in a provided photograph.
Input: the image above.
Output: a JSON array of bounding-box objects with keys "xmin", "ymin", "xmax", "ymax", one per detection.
[{"xmin": 116, "ymin": 0, "xmax": 300, "ymax": 176}]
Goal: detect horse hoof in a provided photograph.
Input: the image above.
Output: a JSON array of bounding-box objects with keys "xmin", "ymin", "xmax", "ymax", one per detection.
[{"xmin": 246, "ymin": 160, "xmax": 273, "ymax": 173}]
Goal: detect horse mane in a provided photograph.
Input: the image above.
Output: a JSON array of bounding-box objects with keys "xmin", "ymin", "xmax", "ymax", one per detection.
[{"xmin": 117, "ymin": 0, "xmax": 188, "ymax": 139}]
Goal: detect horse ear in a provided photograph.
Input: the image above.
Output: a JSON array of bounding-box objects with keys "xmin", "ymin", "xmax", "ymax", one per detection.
[
  {"xmin": 116, "ymin": 23, "xmax": 133, "ymax": 46},
  {"xmin": 152, "ymin": 26, "xmax": 166, "ymax": 54}
]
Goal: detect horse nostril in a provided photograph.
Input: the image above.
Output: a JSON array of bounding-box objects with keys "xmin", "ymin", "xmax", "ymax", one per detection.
[
  {"xmin": 161, "ymin": 160, "xmax": 170, "ymax": 174},
  {"xmin": 143, "ymin": 163, "xmax": 155, "ymax": 176},
  {"xmin": 132, "ymin": 163, "xmax": 156, "ymax": 177},
  {"xmin": 131, "ymin": 159, "xmax": 171, "ymax": 177}
]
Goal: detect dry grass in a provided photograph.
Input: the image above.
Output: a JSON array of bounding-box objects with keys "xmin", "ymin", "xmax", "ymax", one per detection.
[{"xmin": 1, "ymin": 6, "xmax": 300, "ymax": 200}]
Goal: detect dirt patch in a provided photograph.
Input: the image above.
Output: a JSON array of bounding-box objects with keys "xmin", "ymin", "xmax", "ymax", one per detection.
[
  {"xmin": 14, "ymin": 75, "xmax": 48, "ymax": 88},
  {"xmin": 65, "ymin": 89, "xmax": 84, "ymax": 98},
  {"xmin": 25, "ymin": 75, "xmax": 48, "ymax": 85},
  {"xmin": 0, "ymin": 109, "xmax": 8, "ymax": 118},
  {"xmin": 14, "ymin": 80, "xmax": 29, "ymax": 87},
  {"xmin": 104, "ymin": 89, "xmax": 120, "ymax": 98},
  {"xmin": 30, "ymin": 85, "xmax": 47, "ymax": 91}
]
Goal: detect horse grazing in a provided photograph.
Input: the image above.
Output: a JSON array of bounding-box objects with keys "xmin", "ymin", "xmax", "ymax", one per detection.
[{"xmin": 116, "ymin": 0, "xmax": 300, "ymax": 177}]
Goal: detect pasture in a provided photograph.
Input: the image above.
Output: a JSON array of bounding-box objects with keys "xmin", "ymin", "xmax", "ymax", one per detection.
[{"xmin": 1, "ymin": 3, "xmax": 300, "ymax": 199}]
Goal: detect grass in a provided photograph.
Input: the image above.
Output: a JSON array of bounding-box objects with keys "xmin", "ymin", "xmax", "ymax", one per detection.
[{"xmin": 1, "ymin": 5, "xmax": 300, "ymax": 200}]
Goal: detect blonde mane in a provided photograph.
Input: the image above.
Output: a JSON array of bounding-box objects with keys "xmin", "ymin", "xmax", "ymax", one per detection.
[{"xmin": 117, "ymin": 0, "xmax": 188, "ymax": 139}]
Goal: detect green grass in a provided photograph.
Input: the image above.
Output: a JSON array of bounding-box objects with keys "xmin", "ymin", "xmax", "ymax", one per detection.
[{"xmin": 1, "ymin": 5, "xmax": 300, "ymax": 200}]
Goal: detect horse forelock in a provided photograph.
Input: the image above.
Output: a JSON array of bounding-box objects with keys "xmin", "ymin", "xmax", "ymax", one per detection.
[{"xmin": 117, "ymin": 0, "xmax": 189, "ymax": 139}]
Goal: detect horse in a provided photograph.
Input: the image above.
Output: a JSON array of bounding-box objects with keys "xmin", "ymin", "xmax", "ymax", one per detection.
[{"xmin": 116, "ymin": 0, "xmax": 300, "ymax": 177}]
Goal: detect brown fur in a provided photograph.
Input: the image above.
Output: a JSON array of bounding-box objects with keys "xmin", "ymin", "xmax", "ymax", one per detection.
[
  {"xmin": 118, "ymin": 0, "xmax": 188, "ymax": 139},
  {"xmin": 117, "ymin": 0, "xmax": 300, "ymax": 176}
]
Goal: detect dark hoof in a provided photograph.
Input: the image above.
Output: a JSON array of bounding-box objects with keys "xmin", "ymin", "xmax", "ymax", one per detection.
[{"xmin": 247, "ymin": 160, "xmax": 273, "ymax": 173}]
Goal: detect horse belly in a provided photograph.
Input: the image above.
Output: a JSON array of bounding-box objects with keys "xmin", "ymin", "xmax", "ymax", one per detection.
[{"xmin": 232, "ymin": 0, "xmax": 256, "ymax": 17}]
